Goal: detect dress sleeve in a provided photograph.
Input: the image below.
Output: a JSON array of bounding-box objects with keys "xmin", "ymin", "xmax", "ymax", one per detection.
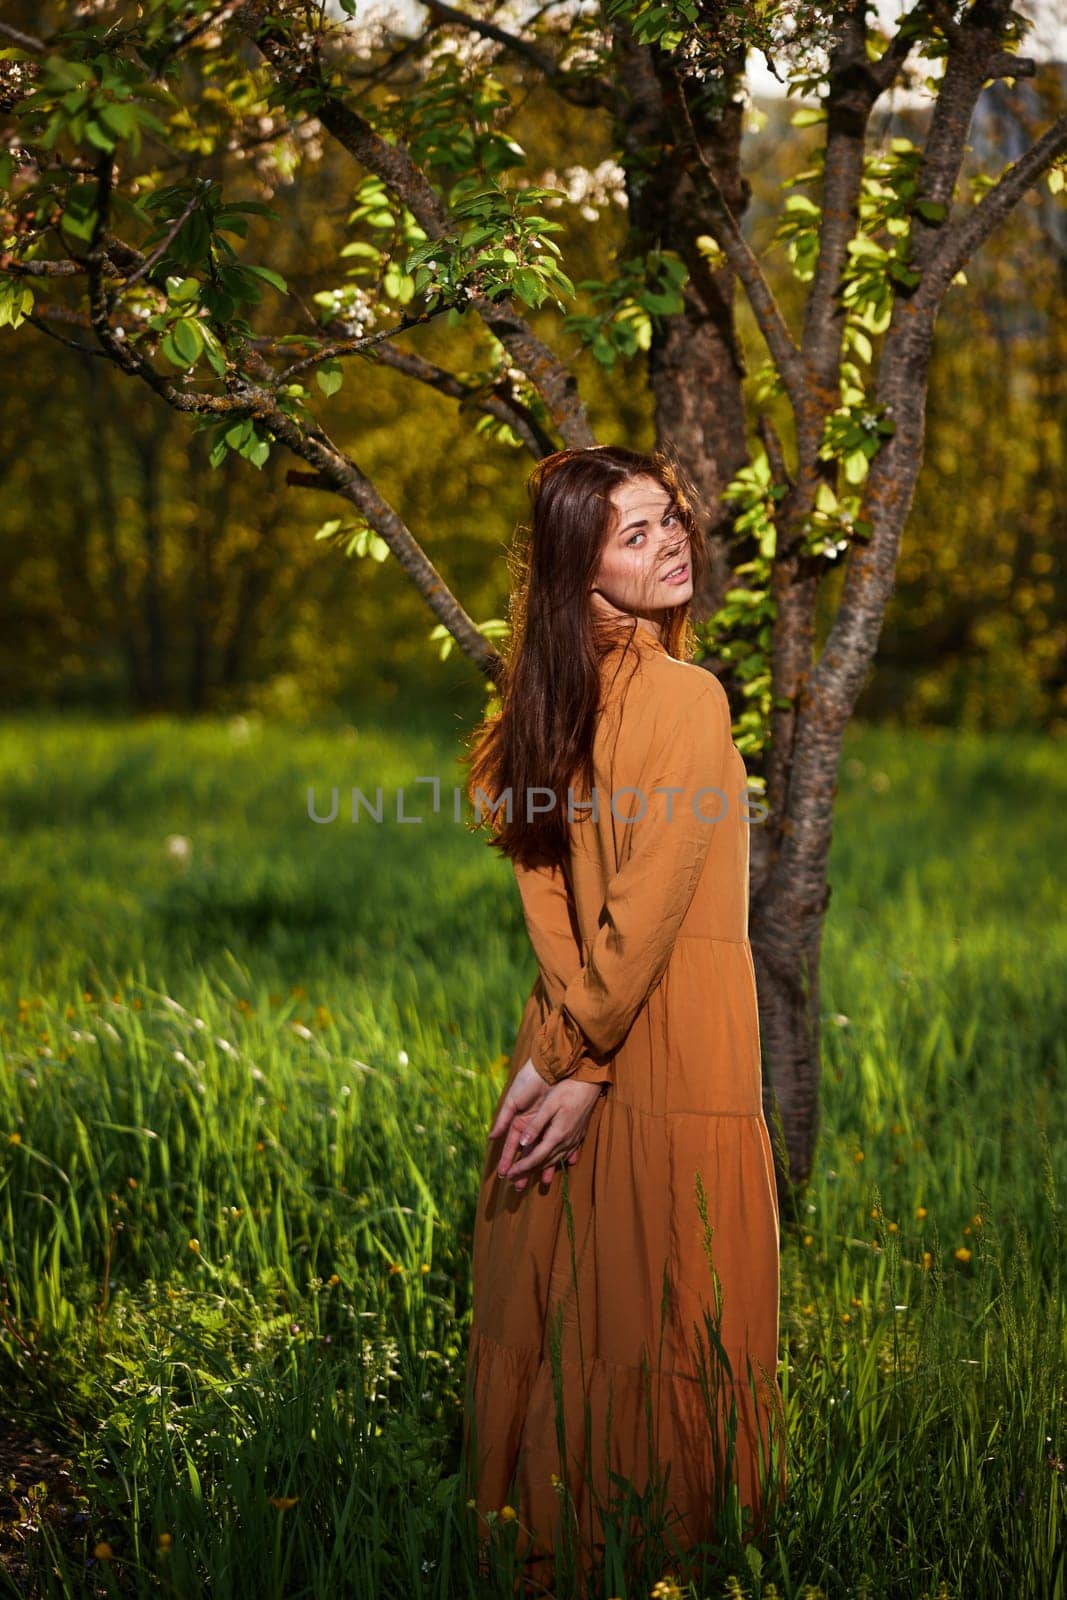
[
  {"xmin": 512, "ymin": 856, "xmax": 615, "ymax": 1086},
  {"xmin": 525, "ymin": 671, "xmax": 734, "ymax": 1086}
]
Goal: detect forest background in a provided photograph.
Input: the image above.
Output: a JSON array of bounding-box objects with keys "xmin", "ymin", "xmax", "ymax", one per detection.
[{"xmin": 2, "ymin": 37, "xmax": 1063, "ymax": 733}]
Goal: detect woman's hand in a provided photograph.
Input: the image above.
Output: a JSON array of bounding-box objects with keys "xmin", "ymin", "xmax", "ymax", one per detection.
[{"xmin": 490, "ymin": 1058, "xmax": 603, "ymax": 1191}]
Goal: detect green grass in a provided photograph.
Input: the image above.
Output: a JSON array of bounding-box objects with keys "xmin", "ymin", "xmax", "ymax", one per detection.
[{"xmin": 0, "ymin": 710, "xmax": 1064, "ymax": 1599}]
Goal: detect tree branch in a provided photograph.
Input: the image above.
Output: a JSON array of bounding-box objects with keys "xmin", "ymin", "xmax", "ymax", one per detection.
[
  {"xmin": 801, "ymin": 4, "xmax": 876, "ymax": 407},
  {"xmin": 419, "ymin": 0, "xmax": 615, "ymax": 111},
  {"xmin": 906, "ymin": 0, "xmax": 1021, "ymax": 275},
  {"xmin": 869, "ymin": 2, "xmax": 926, "ymax": 92},
  {"xmin": 235, "ymin": 0, "xmax": 596, "ymax": 448},
  {"xmin": 233, "ymin": 380, "xmax": 506, "ymax": 683},
  {"xmin": 0, "ymin": 19, "xmax": 43, "ymax": 51},
  {"xmin": 25, "ymin": 312, "xmax": 106, "ymax": 354},
  {"xmin": 80, "ymin": 160, "xmax": 505, "ymax": 685},
  {"xmin": 271, "ymin": 310, "xmax": 439, "ymax": 385},
  {"xmin": 121, "ymin": 187, "xmax": 202, "ymax": 289},
  {"xmin": 367, "ymin": 340, "xmax": 557, "ymax": 457},
  {"xmin": 917, "ymin": 111, "xmax": 1067, "ymax": 307}
]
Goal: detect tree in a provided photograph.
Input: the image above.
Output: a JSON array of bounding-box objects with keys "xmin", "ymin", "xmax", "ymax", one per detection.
[{"xmin": 1, "ymin": 0, "xmax": 1064, "ymax": 1200}]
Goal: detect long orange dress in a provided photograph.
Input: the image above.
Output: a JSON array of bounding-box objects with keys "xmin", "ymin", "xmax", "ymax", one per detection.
[{"xmin": 462, "ymin": 627, "xmax": 786, "ymax": 1583}]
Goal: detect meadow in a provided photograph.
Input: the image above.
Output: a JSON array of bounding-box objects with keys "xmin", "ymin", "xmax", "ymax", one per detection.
[{"xmin": 0, "ymin": 708, "xmax": 1063, "ymax": 1600}]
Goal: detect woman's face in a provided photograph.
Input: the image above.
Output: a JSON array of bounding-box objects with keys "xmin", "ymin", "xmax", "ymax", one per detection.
[{"xmin": 590, "ymin": 474, "xmax": 693, "ymax": 623}]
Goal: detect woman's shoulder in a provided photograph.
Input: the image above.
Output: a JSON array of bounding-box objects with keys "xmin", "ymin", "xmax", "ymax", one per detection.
[
  {"xmin": 603, "ymin": 650, "xmax": 730, "ymax": 766},
  {"xmin": 628, "ymin": 650, "xmax": 729, "ymax": 718}
]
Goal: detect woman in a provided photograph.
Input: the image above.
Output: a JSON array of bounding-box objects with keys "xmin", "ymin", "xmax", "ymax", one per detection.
[{"xmin": 460, "ymin": 445, "xmax": 786, "ymax": 1586}]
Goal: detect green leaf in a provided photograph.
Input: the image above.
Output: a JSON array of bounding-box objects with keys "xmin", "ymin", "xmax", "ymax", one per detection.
[
  {"xmin": 171, "ymin": 317, "xmax": 204, "ymax": 365},
  {"xmin": 843, "ymin": 450, "xmax": 869, "ymax": 485},
  {"xmin": 167, "ymin": 276, "xmax": 200, "ymax": 305},
  {"xmin": 784, "ymin": 193, "xmax": 821, "ymax": 217},
  {"xmin": 316, "ymin": 359, "xmax": 343, "ymax": 397},
  {"xmin": 513, "ymin": 267, "xmax": 546, "ymax": 306},
  {"xmin": 244, "ymin": 264, "xmax": 288, "ymax": 294},
  {"xmin": 85, "ymin": 119, "xmax": 116, "ymax": 153},
  {"xmin": 846, "ymin": 326, "xmax": 873, "ymax": 365},
  {"xmin": 224, "ymin": 418, "xmax": 253, "ymax": 449}
]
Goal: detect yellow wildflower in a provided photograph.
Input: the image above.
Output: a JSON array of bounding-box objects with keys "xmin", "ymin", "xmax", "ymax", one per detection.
[
  {"xmin": 954, "ymin": 1246, "xmax": 972, "ymax": 1263},
  {"xmin": 157, "ymin": 1533, "xmax": 172, "ymax": 1550},
  {"xmin": 187, "ymin": 1238, "xmax": 200, "ymax": 1253},
  {"xmin": 853, "ymin": 1149, "xmax": 865, "ymax": 1163},
  {"xmin": 8, "ymin": 1132, "xmax": 21, "ymax": 1145},
  {"xmin": 269, "ymin": 1495, "xmax": 299, "ymax": 1511},
  {"xmin": 328, "ymin": 1273, "xmax": 341, "ymax": 1287},
  {"xmin": 915, "ymin": 1205, "xmax": 927, "ymax": 1219},
  {"xmin": 921, "ymin": 1251, "xmax": 933, "ymax": 1270},
  {"xmin": 93, "ymin": 1542, "xmax": 114, "ymax": 1560},
  {"xmin": 498, "ymin": 1504, "xmax": 517, "ymax": 1522}
]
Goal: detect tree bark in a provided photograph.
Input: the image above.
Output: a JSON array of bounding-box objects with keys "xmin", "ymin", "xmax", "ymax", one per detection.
[{"xmin": 612, "ymin": 37, "xmax": 750, "ymax": 615}]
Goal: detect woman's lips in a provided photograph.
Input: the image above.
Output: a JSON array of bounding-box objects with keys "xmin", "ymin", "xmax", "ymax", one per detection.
[{"xmin": 661, "ymin": 562, "xmax": 689, "ymax": 585}]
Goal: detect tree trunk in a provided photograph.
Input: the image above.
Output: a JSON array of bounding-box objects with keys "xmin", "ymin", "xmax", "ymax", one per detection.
[
  {"xmin": 83, "ymin": 357, "xmax": 147, "ymax": 704},
  {"xmin": 133, "ymin": 418, "xmax": 172, "ymax": 711},
  {"xmin": 614, "ymin": 38, "xmax": 750, "ymax": 614},
  {"xmin": 615, "ymin": 42, "xmax": 817, "ymax": 1201}
]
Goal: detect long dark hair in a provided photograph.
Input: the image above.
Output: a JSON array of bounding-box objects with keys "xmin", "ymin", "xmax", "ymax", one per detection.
[{"xmin": 461, "ymin": 443, "xmax": 710, "ymax": 870}]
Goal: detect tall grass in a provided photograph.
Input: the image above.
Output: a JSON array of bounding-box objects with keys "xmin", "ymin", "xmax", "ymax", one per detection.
[{"xmin": 0, "ymin": 711, "xmax": 1063, "ymax": 1599}]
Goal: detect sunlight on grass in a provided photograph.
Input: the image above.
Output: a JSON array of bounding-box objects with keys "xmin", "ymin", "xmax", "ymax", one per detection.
[{"xmin": 0, "ymin": 712, "xmax": 1063, "ymax": 1598}]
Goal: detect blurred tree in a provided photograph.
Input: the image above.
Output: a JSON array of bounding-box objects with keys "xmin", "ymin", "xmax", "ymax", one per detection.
[
  {"xmin": 862, "ymin": 82, "xmax": 1066, "ymax": 730},
  {"xmin": 1, "ymin": 0, "xmax": 1064, "ymax": 1191}
]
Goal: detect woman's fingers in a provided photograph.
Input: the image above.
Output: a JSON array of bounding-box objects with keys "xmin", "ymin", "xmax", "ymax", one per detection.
[
  {"xmin": 489, "ymin": 1059, "xmax": 549, "ymax": 1141},
  {"xmin": 488, "ymin": 1100, "xmax": 515, "ymax": 1143},
  {"xmin": 498, "ymin": 1104, "xmax": 552, "ymax": 1178},
  {"xmin": 504, "ymin": 1119, "xmax": 568, "ymax": 1184},
  {"xmin": 496, "ymin": 1118, "xmax": 528, "ymax": 1178},
  {"xmin": 513, "ymin": 1148, "xmax": 577, "ymax": 1192}
]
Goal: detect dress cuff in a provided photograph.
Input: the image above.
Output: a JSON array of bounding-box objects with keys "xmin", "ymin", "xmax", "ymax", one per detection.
[{"xmin": 529, "ymin": 1005, "xmax": 613, "ymax": 1085}]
